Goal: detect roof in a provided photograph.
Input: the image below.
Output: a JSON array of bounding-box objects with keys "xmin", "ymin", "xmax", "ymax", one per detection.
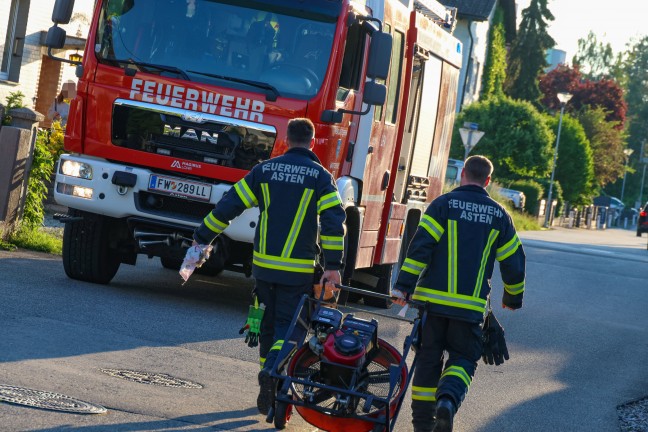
[{"xmin": 437, "ymin": 0, "xmax": 497, "ymax": 21}]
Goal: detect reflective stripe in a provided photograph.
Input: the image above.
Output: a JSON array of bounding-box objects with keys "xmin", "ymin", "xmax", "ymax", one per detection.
[
  {"xmin": 474, "ymin": 229, "xmax": 500, "ymax": 297},
  {"xmin": 270, "ymin": 340, "xmax": 284, "ymax": 352},
  {"xmin": 234, "ymin": 179, "xmax": 258, "ymax": 209},
  {"xmin": 260, "ymin": 183, "xmax": 270, "ymax": 254},
  {"xmin": 419, "ymin": 214, "xmax": 444, "ymax": 242},
  {"xmin": 497, "ymin": 235, "xmax": 520, "ymax": 261},
  {"xmin": 321, "ymin": 235, "xmax": 344, "ymax": 251},
  {"xmin": 440, "ymin": 365, "xmax": 471, "ymax": 388},
  {"xmin": 259, "ymin": 357, "xmax": 266, "ymax": 368},
  {"xmin": 253, "ymin": 251, "xmax": 315, "ymax": 273},
  {"xmin": 402, "ymin": 258, "xmax": 426, "ymax": 276},
  {"xmin": 412, "ymin": 287, "xmax": 487, "ymax": 313},
  {"xmin": 447, "ymin": 220, "xmax": 458, "ymax": 294},
  {"xmin": 318, "ymin": 191, "xmax": 342, "ymax": 213},
  {"xmin": 504, "ymin": 280, "xmax": 525, "ymax": 295},
  {"xmin": 411, "ymin": 386, "xmax": 437, "ymax": 402},
  {"xmin": 282, "ymin": 189, "xmax": 314, "ymax": 257},
  {"xmin": 204, "ymin": 213, "xmax": 228, "ymax": 234}
]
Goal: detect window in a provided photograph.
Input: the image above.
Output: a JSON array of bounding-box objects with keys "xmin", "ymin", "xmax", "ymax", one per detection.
[
  {"xmin": 384, "ymin": 30, "xmax": 404, "ymax": 124},
  {"xmin": 373, "ymin": 24, "xmax": 391, "ymax": 121},
  {"xmin": 0, "ymin": 0, "xmax": 19, "ymax": 80},
  {"xmin": 337, "ymin": 21, "xmax": 367, "ymax": 101}
]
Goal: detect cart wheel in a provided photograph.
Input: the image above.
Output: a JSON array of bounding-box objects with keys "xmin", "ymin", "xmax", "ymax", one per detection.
[{"xmin": 274, "ymin": 401, "xmax": 292, "ymax": 430}]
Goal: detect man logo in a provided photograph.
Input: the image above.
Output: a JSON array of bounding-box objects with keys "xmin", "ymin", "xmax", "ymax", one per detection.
[
  {"xmin": 181, "ymin": 112, "xmax": 206, "ymax": 123},
  {"xmin": 171, "ymin": 160, "xmax": 182, "ymax": 168}
]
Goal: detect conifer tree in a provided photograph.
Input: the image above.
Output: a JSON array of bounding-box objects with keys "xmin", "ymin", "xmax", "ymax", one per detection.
[{"xmin": 504, "ymin": 0, "xmax": 555, "ymax": 104}]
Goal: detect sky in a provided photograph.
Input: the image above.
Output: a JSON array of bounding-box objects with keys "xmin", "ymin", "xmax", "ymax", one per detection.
[{"xmin": 517, "ymin": 0, "xmax": 647, "ymax": 61}]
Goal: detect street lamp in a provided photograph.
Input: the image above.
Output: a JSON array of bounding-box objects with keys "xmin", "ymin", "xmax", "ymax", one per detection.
[
  {"xmin": 545, "ymin": 92, "xmax": 572, "ymax": 228},
  {"xmin": 620, "ymin": 148, "xmax": 634, "ymax": 202}
]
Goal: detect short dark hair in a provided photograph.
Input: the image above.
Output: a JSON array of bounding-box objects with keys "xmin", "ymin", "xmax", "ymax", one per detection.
[
  {"xmin": 464, "ymin": 155, "xmax": 493, "ymax": 186},
  {"xmin": 287, "ymin": 118, "xmax": 315, "ymax": 147}
]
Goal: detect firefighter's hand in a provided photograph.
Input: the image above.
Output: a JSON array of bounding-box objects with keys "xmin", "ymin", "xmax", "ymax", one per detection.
[
  {"xmin": 320, "ymin": 270, "xmax": 341, "ymax": 292},
  {"xmin": 391, "ymin": 288, "xmax": 410, "ymax": 306},
  {"xmin": 190, "ymin": 241, "xmax": 213, "ymax": 268}
]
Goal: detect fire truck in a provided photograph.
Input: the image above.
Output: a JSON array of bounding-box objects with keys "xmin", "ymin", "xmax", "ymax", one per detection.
[{"xmin": 46, "ymin": 0, "xmax": 461, "ymax": 307}]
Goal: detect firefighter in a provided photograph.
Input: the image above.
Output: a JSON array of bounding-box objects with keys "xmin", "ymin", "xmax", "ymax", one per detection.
[
  {"xmin": 392, "ymin": 155, "xmax": 526, "ymax": 432},
  {"xmin": 192, "ymin": 118, "xmax": 346, "ymax": 415}
]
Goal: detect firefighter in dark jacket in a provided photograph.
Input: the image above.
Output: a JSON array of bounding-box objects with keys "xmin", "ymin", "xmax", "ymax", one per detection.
[
  {"xmin": 393, "ymin": 155, "xmax": 525, "ymax": 432},
  {"xmin": 193, "ymin": 118, "xmax": 346, "ymax": 416}
]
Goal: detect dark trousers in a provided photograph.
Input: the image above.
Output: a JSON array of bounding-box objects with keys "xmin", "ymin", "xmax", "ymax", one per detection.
[
  {"xmin": 411, "ymin": 314, "xmax": 482, "ymax": 430},
  {"xmin": 255, "ymin": 279, "xmax": 311, "ymax": 372}
]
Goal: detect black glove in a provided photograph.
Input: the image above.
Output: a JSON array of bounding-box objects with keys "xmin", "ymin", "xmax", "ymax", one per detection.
[{"xmin": 482, "ymin": 310, "xmax": 510, "ymax": 366}]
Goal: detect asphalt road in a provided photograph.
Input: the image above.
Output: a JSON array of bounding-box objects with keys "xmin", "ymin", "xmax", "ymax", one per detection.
[{"xmin": 1, "ymin": 226, "xmax": 647, "ymax": 431}]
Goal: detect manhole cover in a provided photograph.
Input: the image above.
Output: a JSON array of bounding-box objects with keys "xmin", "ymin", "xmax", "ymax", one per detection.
[
  {"xmin": 100, "ymin": 369, "xmax": 203, "ymax": 389},
  {"xmin": 0, "ymin": 385, "xmax": 107, "ymax": 414}
]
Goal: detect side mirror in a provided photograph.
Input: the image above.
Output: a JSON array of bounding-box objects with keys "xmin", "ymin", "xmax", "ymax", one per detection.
[
  {"xmin": 45, "ymin": 26, "xmax": 67, "ymax": 49},
  {"xmin": 363, "ymin": 81, "xmax": 386, "ymax": 106},
  {"xmin": 52, "ymin": 0, "xmax": 75, "ymax": 24},
  {"xmin": 366, "ymin": 32, "xmax": 392, "ymax": 80}
]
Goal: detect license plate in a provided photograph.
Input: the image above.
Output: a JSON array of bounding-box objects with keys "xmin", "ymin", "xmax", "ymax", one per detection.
[{"xmin": 148, "ymin": 175, "xmax": 212, "ymax": 202}]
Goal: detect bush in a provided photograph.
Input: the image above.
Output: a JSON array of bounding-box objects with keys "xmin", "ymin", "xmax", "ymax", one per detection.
[
  {"xmin": 2, "ymin": 91, "xmax": 26, "ymax": 125},
  {"xmin": 22, "ymin": 130, "xmax": 54, "ymax": 230},
  {"xmin": 509, "ymin": 179, "xmax": 544, "ymax": 215}
]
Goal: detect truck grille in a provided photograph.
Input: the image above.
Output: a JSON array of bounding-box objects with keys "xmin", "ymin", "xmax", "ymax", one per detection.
[
  {"xmin": 112, "ymin": 99, "xmax": 276, "ymax": 171},
  {"xmin": 136, "ymin": 191, "xmax": 214, "ymax": 223}
]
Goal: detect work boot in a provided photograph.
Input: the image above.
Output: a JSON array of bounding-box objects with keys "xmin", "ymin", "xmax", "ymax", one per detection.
[
  {"xmin": 433, "ymin": 398, "xmax": 455, "ymax": 432},
  {"xmin": 257, "ymin": 368, "xmax": 274, "ymax": 416}
]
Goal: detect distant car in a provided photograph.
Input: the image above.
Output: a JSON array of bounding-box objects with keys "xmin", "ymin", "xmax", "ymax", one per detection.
[
  {"xmin": 496, "ymin": 187, "xmax": 526, "ymax": 211},
  {"xmin": 445, "ymin": 159, "xmax": 463, "ymax": 185},
  {"xmin": 636, "ymin": 202, "xmax": 648, "ymax": 236}
]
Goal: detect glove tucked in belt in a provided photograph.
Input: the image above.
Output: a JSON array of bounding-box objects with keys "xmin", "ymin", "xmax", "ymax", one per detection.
[
  {"xmin": 482, "ymin": 310, "xmax": 509, "ymax": 366},
  {"xmin": 239, "ymin": 296, "xmax": 265, "ymax": 348}
]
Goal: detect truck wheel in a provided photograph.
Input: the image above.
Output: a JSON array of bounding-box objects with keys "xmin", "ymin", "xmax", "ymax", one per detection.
[
  {"xmin": 362, "ymin": 264, "xmax": 393, "ymax": 309},
  {"xmin": 63, "ymin": 209, "xmax": 121, "ymax": 284}
]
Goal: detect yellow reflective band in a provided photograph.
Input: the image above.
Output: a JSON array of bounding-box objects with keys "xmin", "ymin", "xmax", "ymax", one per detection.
[
  {"xmin": 419, "ymin": 214, "xmax": 444, "ymax": 242},
  {"xmin": 321, "ymin": 235, "xmax": 344, "ymax": 251},
  {"xmin": 259, "ymin": 357, "xmax": 266, "ymax": 368},
  {"xmin": 504, "ymin": 280, "xmax": 525, "ymax": 295},
  {"xmin": 447, "ymin": 220, "xmax": 458, "ymax": 294},
  {"xmin": 474, "ymin": 229, "xmax": 500, "ymax": 297},
  {"xmin": 318, "ymin": 191, "xmax": 342, "ymax": 213},
  {"xmin": 412, "ymin": 287, "xmax": 487, "ymax": 313},
  {"xmin": 234, "ymin": 179, "xmax": 258, "ymax": 209},
  {"xmin": 402, "ymin": 258, "xmax": 426, "ymax": 275},
  {"xmin": 253, "ymin": 251, "xmax": 315, "ymax": 273},
  {"xmin": 260, "ymin": 183, "xmax": 270, "ymax": 254},
  {"xmin": 270, "ymin": 340, "xmax": 284, "ymax": 352},
  {"xmin": 282, "ymin": 189, "xmax": 314, "ymax": 258},
  {"xmin": 204, "ymin": 213, "xmax": 228, "ymax": 234},
  {"xmin": 440, "ymin": 365, "xmax": 471, "ymax": 388},
  {"xmin": 411, "ymin": 386, "xmax": 437, "ymax": 402},
  {"xmin": 497, "ymin": 235, "xmax": 520, "ymax": 261}
]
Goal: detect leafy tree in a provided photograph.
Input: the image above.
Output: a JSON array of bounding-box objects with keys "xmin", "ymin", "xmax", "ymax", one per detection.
[
  {"xmin": 576, "ymin": 107, "xmax": 625, "ymax": 188},
  {"xmin": 481, "ymin": 8, "xmax": 507, "ymax": 100},
  {"xmin": 449, "ymin": 97, "xmax": 553, "ymax": 180},
  {"xmin": 539, "ymin": 65, "xmax": 627, "ymax": 129},
  {"xmin": 544, "ymin": 113, "xmax": 595, "ymax": 204},
  {"xmin": 504, "ymin": 0, "xmax": 555, "ymax": 104},
  {"xmin": 572, "ymin": 31, "xmax": 615, "ymax": 80}
]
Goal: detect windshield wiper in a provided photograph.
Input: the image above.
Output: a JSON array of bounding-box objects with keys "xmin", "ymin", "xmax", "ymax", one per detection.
[
  {"xmin": 187, "ymin": 70, "xmax": 279, "ymax": 102},
  {"xmin": 109, "ymin": 58, "xmax": 191, "ymax": 81}
]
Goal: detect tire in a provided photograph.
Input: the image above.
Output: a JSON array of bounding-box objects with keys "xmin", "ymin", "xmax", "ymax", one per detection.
[
  {"xmin": 273, "ymin": 400, "xmax": 292, "ymax": 430},
  {"xmin": 63, "ymin": 209, "xmax": 121, "ymax": 284},
  {"xmin": 362, "ymin": 263, "xmax": 393, "ymax": 309}
]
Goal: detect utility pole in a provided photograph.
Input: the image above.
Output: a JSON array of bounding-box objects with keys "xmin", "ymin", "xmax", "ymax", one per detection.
[{"xmin": 545, "ymin": 92, "xmax": 572, "ymax": 228}]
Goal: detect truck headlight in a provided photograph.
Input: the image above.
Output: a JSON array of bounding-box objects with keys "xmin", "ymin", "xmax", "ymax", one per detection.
[{"xmin": 60, "ymin": 160, "xmax": 93, "ymax": 180}]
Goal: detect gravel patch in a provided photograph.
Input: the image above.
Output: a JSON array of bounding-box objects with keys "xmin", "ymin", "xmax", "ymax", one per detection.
[{"xmin": 618, "ymin": 397, "xmax": 648, "ymax": 432}]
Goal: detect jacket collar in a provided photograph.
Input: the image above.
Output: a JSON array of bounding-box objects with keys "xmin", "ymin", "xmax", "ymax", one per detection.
[
  {"xmin": 454, "ymin": 184, "xmax": 490, "ymax": 196},
  {"xmin": 285, "ymin": 146, "xmax": 322, "ymax": 164}
]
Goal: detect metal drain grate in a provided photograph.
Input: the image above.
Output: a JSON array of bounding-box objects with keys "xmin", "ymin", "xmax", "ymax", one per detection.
[
  {"xmin": 618, "ymin": 396, "xmax": 648, "ymax": 432},
  {"xmin": 0, "ymin": 384, "xmax": 107, "ymax": 414},
  {"xmin": 100, "ymin": 369, "xmax": 203, "ymax": 389}
]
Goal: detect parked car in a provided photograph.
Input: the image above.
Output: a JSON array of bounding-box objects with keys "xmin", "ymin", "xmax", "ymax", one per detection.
[
  {"xmin": 496, "ymin": 187, "xmax": 526, "ymax": 211},
  {"xmin": 636, "ymin": 202, "xmax": 648, "ymax": 236},
  {"xmin": 445, "ymin": 159, "xmax": 463, "ymax": 185}
]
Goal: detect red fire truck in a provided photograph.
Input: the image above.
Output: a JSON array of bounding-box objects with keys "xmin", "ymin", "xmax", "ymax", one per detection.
[{"xmin": 46, "ymin": 0, "xmax": 461, "ymax": 307}]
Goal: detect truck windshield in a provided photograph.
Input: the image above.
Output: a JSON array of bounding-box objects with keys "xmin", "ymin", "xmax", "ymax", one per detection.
[{"xmin": 95, "ymin": 0, "xmax": 336, "ymax": 100}]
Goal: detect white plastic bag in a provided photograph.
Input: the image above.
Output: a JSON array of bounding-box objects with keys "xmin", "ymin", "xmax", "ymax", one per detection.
[{"xmin": 179, "ymin": 244, "xmax": 213, "ymax": 283}]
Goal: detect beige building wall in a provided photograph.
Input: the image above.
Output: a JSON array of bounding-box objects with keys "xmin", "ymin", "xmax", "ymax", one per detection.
[{"xmin": 0, "ymin": 0, "xmax": 94, "ymax": 120}]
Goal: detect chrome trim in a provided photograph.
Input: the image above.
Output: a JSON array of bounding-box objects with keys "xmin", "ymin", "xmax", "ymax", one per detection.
[{"xmin": 114, "ymin": 98, "xmax": 276, "ymax": 134}]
